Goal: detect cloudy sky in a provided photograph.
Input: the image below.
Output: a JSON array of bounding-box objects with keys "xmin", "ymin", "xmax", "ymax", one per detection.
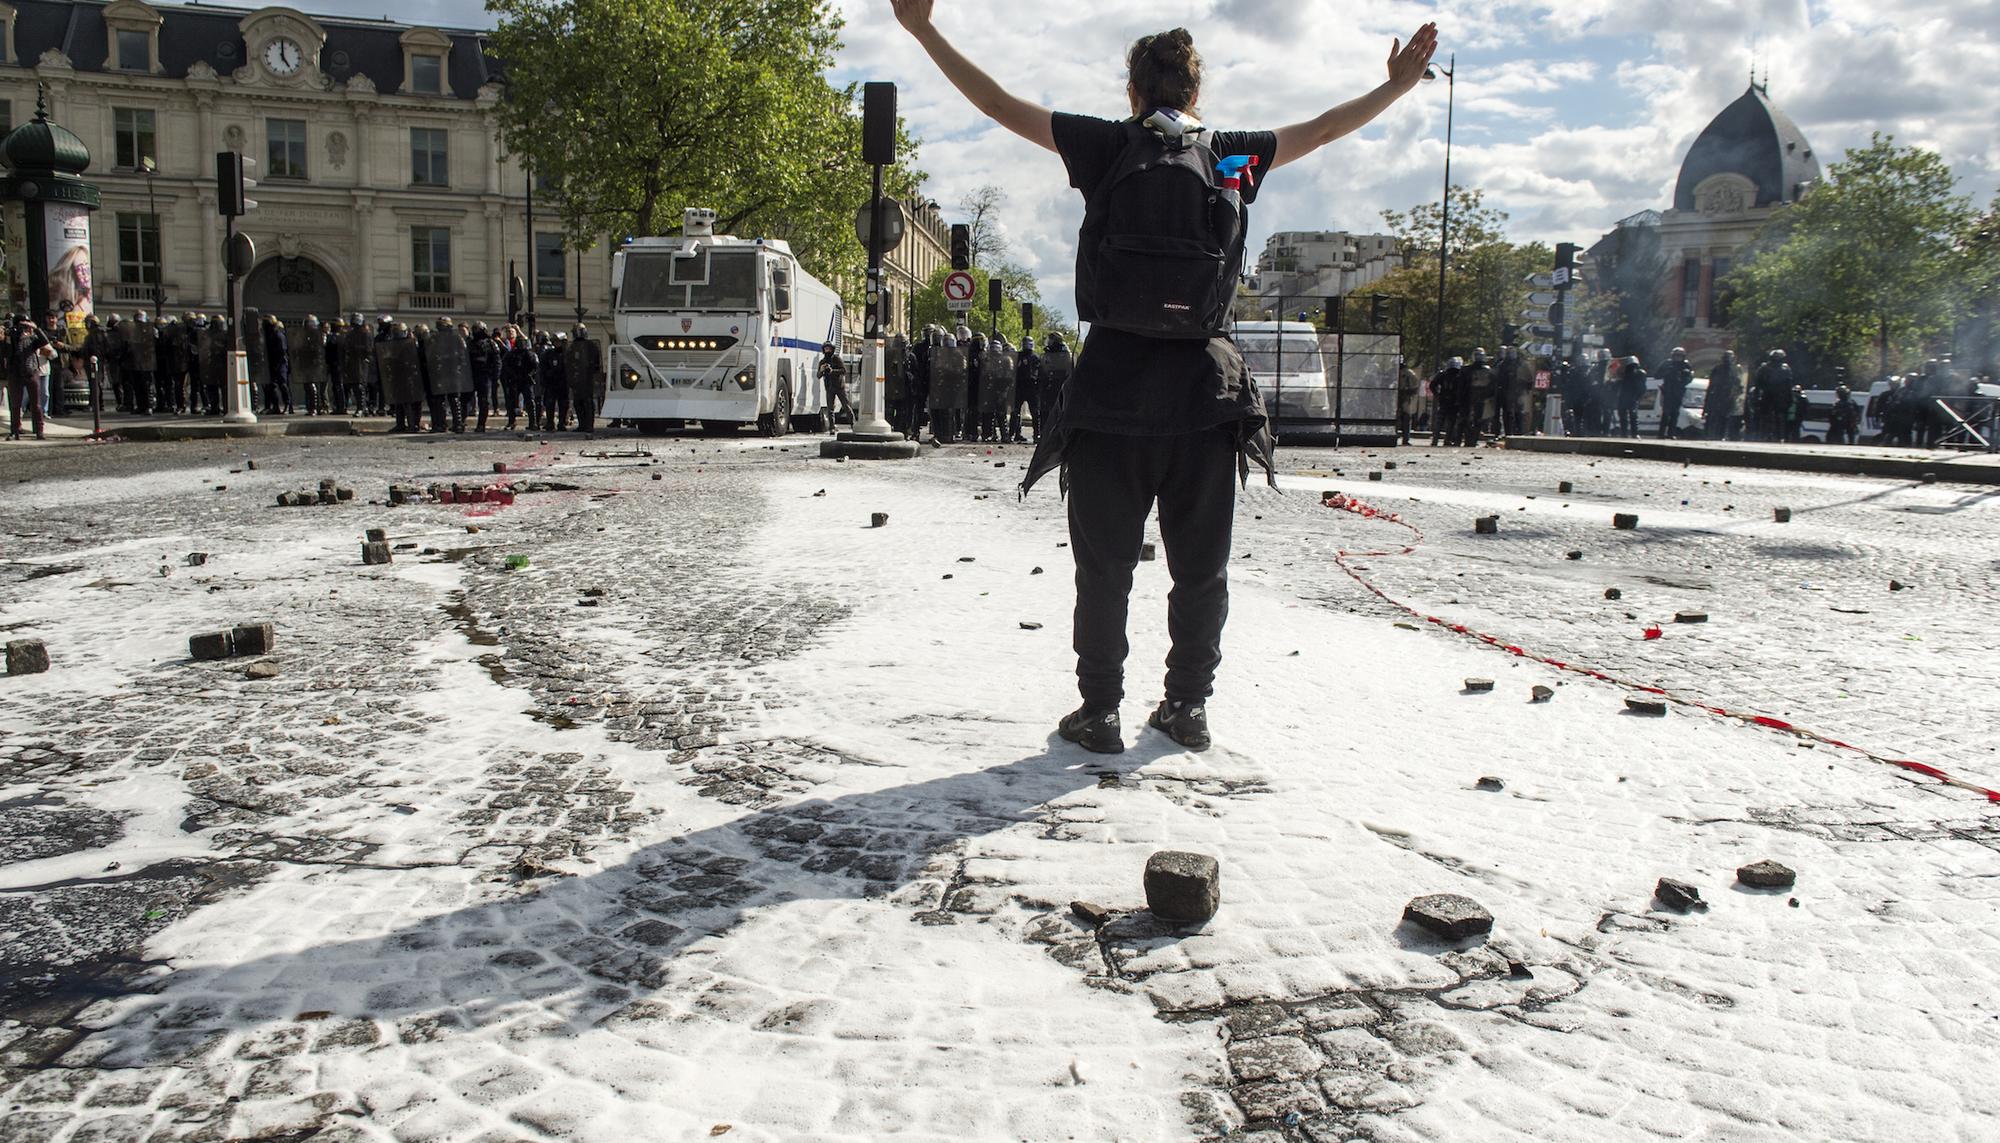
[{"xmin": 313, "ymin": 0, "xmax": 2000, "ymax": 321}]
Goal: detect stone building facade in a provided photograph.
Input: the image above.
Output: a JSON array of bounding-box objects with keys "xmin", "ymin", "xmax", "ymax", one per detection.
[
  {"xmin": 0, "ymin": 0, "xmax": 949, "ymax": 343},
  {"xmin": 1243, "ymin": 229, "xmax": 1399, "ymax": 314}
]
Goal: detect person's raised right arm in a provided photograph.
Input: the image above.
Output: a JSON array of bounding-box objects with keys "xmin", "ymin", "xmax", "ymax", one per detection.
[{"xmin": 893, "ymin": 0, "xmax": 1056, "ymax": 153}]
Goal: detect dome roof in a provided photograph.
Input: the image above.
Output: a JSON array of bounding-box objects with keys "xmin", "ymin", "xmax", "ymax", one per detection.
[
  {"xmin": 1672, "ymin": 84, "xmax": 1820, "ymax": 212},
  {"xmin": 0, "ymin": 93, "xmax": 92, "ymax": 176}
]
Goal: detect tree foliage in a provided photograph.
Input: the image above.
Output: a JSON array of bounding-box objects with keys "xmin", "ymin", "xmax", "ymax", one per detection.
[
  {"xmin": 487, "ymin": 0, "xmax": 924, "ymax": 301},
  {"xmin": 1374, "ymin": 186, "xmax": 1545, "ymax": 373},
  {"xmin": 908, "ymin": 263, "xmax": 1076, "ymax": 347},
  {"xmin": 958, "ymin": 185, "xmax": 1009, "ymax": 267},
  {"xmin": 1721, "ymin": 134, "xmax": 1974, "ymax": 376}
]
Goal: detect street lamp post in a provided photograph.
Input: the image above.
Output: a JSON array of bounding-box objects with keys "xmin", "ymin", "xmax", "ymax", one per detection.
[
  {"xmin": 1425, "ymin": 54, "xmax": 1455, "ymax": 381},
  {"xmin": 140, "ymin": 157, "xmax": 163, "ymax": 320}
]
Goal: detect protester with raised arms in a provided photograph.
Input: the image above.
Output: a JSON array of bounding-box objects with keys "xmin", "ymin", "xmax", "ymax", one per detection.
[{"xmin": 894, "ymin": 0, "xmax": 1438, "ymax": 753}]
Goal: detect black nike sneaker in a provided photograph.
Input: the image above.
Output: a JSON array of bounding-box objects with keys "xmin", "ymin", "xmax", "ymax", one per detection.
[
  {"xmin": 1148, "ymin": 700, "xmax": 1211, "ymax": 751},
  {"xmin": 1057, "ymin": 705, "xmax": 1124, "ymax": 754}
]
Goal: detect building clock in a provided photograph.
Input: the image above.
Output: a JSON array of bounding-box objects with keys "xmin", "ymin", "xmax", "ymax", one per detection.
[{"xmin": 263, "ymin": 36, "xmax": 305, "ymax": 77}]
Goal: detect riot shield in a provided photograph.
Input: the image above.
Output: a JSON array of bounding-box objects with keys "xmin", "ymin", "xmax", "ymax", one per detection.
[
  {"xmin": 980, "ymin": 346, "xmax": 1016, "ymax": 417},
  {"xmin": 291, "ymin": 325, "xmax": 327, "ymax": 386},
  {"xmin": 564, "ymin": 337, "xmax": 602, "ymax": 399},
  {"xmin": 243, "ymin": 314, "xmax": 268, "ymax": 386},
  {"xmin": 929, "ymin": 344, "xmax": 968, "ymax": 411},
  {"xmin": 342, "ymin": 328, "xmax": 376, "ymax": 389},
  {"xmin": 378, "ymin": 335, "xmax": 424, "ymax": 406},
  {"xmin": 885, "ymin": 340, "xmax": 909, "ymax": 404},
  {"xmin": 425, "ymin": 326, "xmax": 474, "ymax": 395}
]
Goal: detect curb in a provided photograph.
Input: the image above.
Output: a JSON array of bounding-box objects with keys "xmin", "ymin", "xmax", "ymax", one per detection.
[
  {"xmin": 1503, "ymin": 436, "xmax": 2000, "ymax": 485},
  {"xmin": 106, "ymin": 419, "xmax": 368, "ymax": 442}
]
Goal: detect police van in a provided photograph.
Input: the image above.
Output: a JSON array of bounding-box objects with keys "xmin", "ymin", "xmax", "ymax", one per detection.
[
  {"xmin": 1233, "ymin": 320, "xmax": 1332, "ymax": 422},
  {"xmin": 604, "ymin": 208, "xmax": 843, "ymax": 435}
]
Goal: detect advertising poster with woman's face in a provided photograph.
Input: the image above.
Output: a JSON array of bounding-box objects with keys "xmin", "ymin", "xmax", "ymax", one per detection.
[{"xmin": 44, "ymin": 203, "xmax": 93, "ymax": 319}]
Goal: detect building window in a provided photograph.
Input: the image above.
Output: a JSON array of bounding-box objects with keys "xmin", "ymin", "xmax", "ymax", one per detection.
[
  {"xmin": 1681, "ymin": 258, "xmax": 1700, "ymax": 328},
  {"xmin": 116, "ymin": 29, "xmax": 150, "ymax": 71},
  {"xmin": 113, "ymin": 108, "xmax": 156, "ymax": 171},
  {"xmin": 267, "ymin": 119, "xmax": 307, "ymax": 180},
  {"xmin": 410, "ymin": 127, "xmax": 448, "ymax": 186},
  {"xmin": 0, "ymin": 102, "xmax": 11, "ymax": 137},
  {"xmin": 534, "ymin": 232, "xmax": 565, "ymax": 297},
  {"xmin": 118, "ymin": 213, "xmax": 161, "ymax": 285},
  {"xmin": 410, "ymin": 54, "xmax": 443, "ymax": 94},
  {"xmin": 412, "ymin": 226, "xmax": 451, "ymax": 294}
]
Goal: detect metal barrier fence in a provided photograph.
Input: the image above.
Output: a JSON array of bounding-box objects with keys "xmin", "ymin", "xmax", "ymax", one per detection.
[{"xmin": 1933, "ymin": 396, "xmax": 2000, "ymax": 452}]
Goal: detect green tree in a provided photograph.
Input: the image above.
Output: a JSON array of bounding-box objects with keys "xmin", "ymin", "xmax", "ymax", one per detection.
[
  {"xmin": 487, "ymin": 0, "xmax": 924, "ymax": 302},
  {"xmin": 1375, "ymin": 186, "xmax": 1544, "ymax": 372},
  {"xmin": 958, "ymin": 185, "xmax": 1009, "ymax": 267},
  {"xmin": 1722, "ymin": 134, "xmax": 1974, "ymax": 375}
]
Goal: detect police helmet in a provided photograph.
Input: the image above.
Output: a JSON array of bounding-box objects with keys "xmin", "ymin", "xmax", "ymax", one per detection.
[
  {"xmin": 1670, "ymin": 346, "xmax": 1686, "ymax": 358},
  {"xmin": 1448, "ymin": 356, "xmax": 1464, "ymax": 369},
  {"xmin": 1769, "ymin": 349, "xmax": 1786, "ymax": 359}
]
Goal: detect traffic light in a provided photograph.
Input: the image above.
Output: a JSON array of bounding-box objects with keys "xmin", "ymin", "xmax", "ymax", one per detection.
[
  {"xmin": 1502, "ymin": 322, "xmax": 1520, "ymax": 346},
  {"xmin": 950, "ymin": 224, "xmax": 971, "ymax": 271},
  {"xmin": 216, "ymin": 151, "xmax": 257, "ymax": 217},
  {"xmin": 1555, "ymin": 242, "xmax": 1579, "ymax": 270},
  {"xmin": 988, "ymin": 277, "xmax": 1003, "ymax": 312},
  {"xmin": 1019, "ymin": 301, "xmax": 1034, "ymax": 333},
  {"xmin": 862, "ymin": 82, "xmax": 897, "ymax": 167},
  {"xmin": 507, "ymin": 269, "xmax": 525, "ymax": 324},
  {"xmin": 1369, "ymin": 293, "xmax": 1389, "ymax": 332}
]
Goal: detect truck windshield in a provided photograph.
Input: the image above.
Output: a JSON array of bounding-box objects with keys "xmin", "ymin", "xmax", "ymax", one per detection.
[
  {"xmin": 620, "ymin": 250, "xmax": 758, "ymax": 312},
  {"xmin": 1238, "ymin": 336, "xmax": 1326, "ymax": 376}
]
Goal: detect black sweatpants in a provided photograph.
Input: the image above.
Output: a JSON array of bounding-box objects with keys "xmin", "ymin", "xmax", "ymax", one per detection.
[{"xmin": 1065, "ymin": 428, "xmax": 1236, "ymax": 709}]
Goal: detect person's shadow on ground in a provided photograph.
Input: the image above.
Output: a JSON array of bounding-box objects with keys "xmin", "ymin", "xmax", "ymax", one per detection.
[{"xmin": 100, "ymin": 735, "xmax": 1182, "ymax": 1066}]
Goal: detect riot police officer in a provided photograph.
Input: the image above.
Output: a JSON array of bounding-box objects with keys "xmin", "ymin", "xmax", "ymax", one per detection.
[
  {"xmin": 1706, "ymin": 352, "xmax": 1741, "ymax": 440},
  {"xmin": 1012, "ymin": 337, "xmax": 1039, "ymax": 443},
  {"xmin": 1429, "ymin": 356, "xmax": 1463, "ymax": 446},
  {"xmin": 501, "ymin": 326, "xmax": 537, "ymax": 431},
  {"xmin": 565, "ymin": 324, "xmax": 603, "ymax": 434},
  {"xmin": 817, "ymin": 342, "xmax": 853, "ymax": 432},
  {"xmin": 469, "ymin": 322, "xmax": 500, "ymax": 432},
  {"xmin": 1753, "ymin": 350, "xmax": 1793, "ymax": 442},
  {"xmin": 1658, "ymin": 347, "xmax": 1693, "ymax": 438}
]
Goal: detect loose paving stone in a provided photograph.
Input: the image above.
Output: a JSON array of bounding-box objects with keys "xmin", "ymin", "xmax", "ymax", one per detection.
[
  {"xmin": 1402, "ymin": 893, "xmax": 1494, "ymax": 940},
  {"xmin": 1018, "ymin": 621, "xmax": 1042, "ymax": 631},
  {"xmin": 1369, "ymin": 471, "xmax": 1383, "ymax": 482},
  {"xmin": 1737, "ymin": 860, "xmax": 1797, "ymax": 889},
  {"xmin": 1475, "ymin": 776, "xmax": 1505, "ymax": 791},
  {"xmin": 1474, "ymin": 516, "xmax": 1498, "ymax": 534},
  {"xmin": 1624, "ymin": 697, "xmax": 1668, "ymax": 716},
  {"xmin": 1144, "ymin": 850, "xmax": 1220, "ymax": 924},
  {"xmin": 1603, "ymin": 587, "xmax": 1622, "ymax": 600},
  {"xmin": 187, "ymin": 631, "xmax": 234, "ymax": 661},
  {"xmin": 1558, "ymin": 481, "xmax": 1574, "ymax": 493},
  {"xmin": 361, "ymin": 541, "xmax": 392, "ymax": 566},
  {"xmin": 244, "ymin": 661, "xmax": 280, "ymax": 680},
  {"xmin": 870, "ymin": 512, "xmax": 889, "ymax": 528},
  {"xmin": 1674, "ymin": 610, "xmax": 1709, "ymax": 624},
  {"xmin": 185, "ymin": 552, "xmax": 209, "ymax": 566},
  {"xmin": 1774, "ymin": 507, "xmax": 1792, "ymax": 523},
  {"xmin": 5, "ymin": 639, "xmax": 50, "ymax": 676},
  {"xmin": 1069, "ymin": 901, "xmax": 1113, "ymax": 927},
  {"xmin": 1655, "ymin": 877, "xmax": 1708, "ymax": 912},
  {"xmin": 1612, "ymin": 513, "xmax": 1639, "ymax": 530},
  {"xmin": 231, "ymin": 623, "xmax": 276, "ymax": 655},
  {"xmin": 1530, "ymin": 685, "xmax": 1554, "ymax": 702},
  {"xmin": 365, "ymin": 527, "xmax": 387, "ymax": 543},
  {"xmin": 1139, "ymin": 543, "xmax": 1157, "ymax": 562},
  {"xmin": 1566, "ymin": 550, "xmax": 1583, "ymax": 560},
  {"xmin": 1463, "ymin": 678, "xmax": 1494, "ymax": 693}
]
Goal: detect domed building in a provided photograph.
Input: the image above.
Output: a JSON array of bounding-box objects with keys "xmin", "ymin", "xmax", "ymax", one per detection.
[
  {"xmin": 1655, "ymin": 81, "xmax": 1823, "ymax": 366},
  {"xmin": 1585, "ymin": 81, "xmax": 1823, "ymax": 371}
]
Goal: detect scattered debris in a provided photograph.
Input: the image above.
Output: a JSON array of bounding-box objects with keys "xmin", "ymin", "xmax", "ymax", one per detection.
[
  {"xmin": 871, "ymin": 512, "xmax": 889, "ymax": 528},
  {"xmin": 1655, "ymin": 878, "xmax": 1707, "ymax": 913},
  {"xmin": 1889, "ymin": 580, "xmax": 1907, "ymax": 592},
  {"xmin": 1019, "ymin": 621, "xmax": 1043, "ymax": 631},
  {"xmin": 231, "ymin": 623, "xmax": 276, "ymax": 656},
  {"xmin": 1145, "ymin": 850, "xmax": 1221, "ymax": 924},
  {"xmin": 1674, "ymin": 611, "xmax": 1709, "ymax": 624},
  {"xmin": 1402, "ymin": 893, "xmax": 1494, "ymax": 940},
  {"xmin": 1475, "ymin": 776, "xmax": 1504, "ymax": 792},
  {"xmin": 504, "ymin": 555, "xmax": 531, "ymax": 571},
  {"xmin": 1773, "ymin": 507, "xmax": 1792, "ymax": 523},
  {"xmin": 1393, "ymin": 621, "xmax": 1418, "ymax": 631},
  {"xmin": 1642, "ymin": 625, "xmax": 1663, "ymax": 640},
  {"xmin": 361, "ymin": 541, "xmax": 392, "ymax": 566},
  {"xmin": 365, "ymin": 527, "xmax": 388, "ymax": 543},
  {"xmin": 1530, "ymin": 685, "xmax": 1554, "ymax": 703},
  {"xmin": 1559, "ymin": 481, "xmax": 1574, "ymax": 494},
  {"xmin": 188, "ymin": 631, "xmax": 235, "ymax": 661},
  {"xmin": 1474, "ymin": 515, "xmax": 1499, "ymax": 534},
  {"xmin": 1463, "ymin": 678, "xmax": 1495, "ymax": 693},
  {"xmin": 493, "ymin": 461, "xmax": 509, "ymax": 474},
  {"xmin": 1737, "ymin": 860, "xmax": 1796, "ymax": 890},
  {"xmin": 244, "ymin": 661, "xmax": 280, "ymax": 680},
  {"xmin": 1613, "ymin": 513, "xmax": 1639, "ymax": 530},
  {"xmin": 1140, "ymin": 542, "xmax": 1157, "ymax": 562},
  {"xmin": 1604, "ymin": 587, "xmax": 1623, "ymax": 600},
  {"xmin": 1625, "ymin": 697, "xmax": 1668, "ymax": 716},
  {"xmin": 1070, "ymin": 900, "xmax": 1113, "ymax": 927},
  {"xmin": 1030, "ymin": 566, "xmax": 1044, "ymax": 575},
  {"xmin": 1369, "ymin": 471, "xmax": 1383, "ymax": 482},
  {"xmin": 1566, "ymin": 550, "xmax": 1583, "ymax": 560},
  {"xmin": 5, "ymin": 639, "xmax": 51, "ymax": 676},
  {"xmin": 185, "ymin": 552, "xmax": 209, "ymax": 567}
]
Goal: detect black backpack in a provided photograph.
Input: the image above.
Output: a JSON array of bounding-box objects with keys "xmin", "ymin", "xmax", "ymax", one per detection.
[{"xmin": 1076, "ymin": 122, "xmax": 1245, "ymax": 340}]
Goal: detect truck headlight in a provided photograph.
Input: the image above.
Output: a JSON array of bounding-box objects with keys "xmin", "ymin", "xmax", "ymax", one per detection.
[
  {"xmin": 620, "ymin": 366, "xmax": 640, "ymax": 389},
  {"xmin": 734, "ymin": 366, "xmax": 756, "ymax": 391}
]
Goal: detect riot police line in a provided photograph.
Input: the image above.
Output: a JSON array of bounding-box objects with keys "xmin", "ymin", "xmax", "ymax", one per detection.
[
  {"xmin": 860, "ymin": 322, "xmax": 1073, "ymax": 445},
  {"xmin": 3, "ymin": 308, "xmax": 608, "ymax": 435}
]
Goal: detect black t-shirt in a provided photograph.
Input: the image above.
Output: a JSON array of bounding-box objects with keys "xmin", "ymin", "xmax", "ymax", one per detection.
[{"xmin": 1052, "ymin": 111, "xmax": 1277, "ymax": 436}]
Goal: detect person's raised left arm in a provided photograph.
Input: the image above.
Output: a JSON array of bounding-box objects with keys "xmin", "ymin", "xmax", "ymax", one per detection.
[{"xmin": 1270, "ymin": 23, "xmax": 1438, "ymax": 171}]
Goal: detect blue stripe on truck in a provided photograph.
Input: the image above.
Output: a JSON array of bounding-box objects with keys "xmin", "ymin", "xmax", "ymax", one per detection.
[{"xmin": 771, "ymin": 336, "xmax": 824, "ymax": 352}]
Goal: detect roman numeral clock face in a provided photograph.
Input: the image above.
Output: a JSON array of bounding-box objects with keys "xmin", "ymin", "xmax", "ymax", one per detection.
[{"xmin": 264, "ymin": 37, "xmax": 304, "ymax": 77}]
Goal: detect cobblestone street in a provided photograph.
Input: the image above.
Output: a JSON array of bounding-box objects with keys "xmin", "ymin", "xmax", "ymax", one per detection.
[{"xmin": 1, "ymin": 433, "xmax": 1996, "ymax": 1142}]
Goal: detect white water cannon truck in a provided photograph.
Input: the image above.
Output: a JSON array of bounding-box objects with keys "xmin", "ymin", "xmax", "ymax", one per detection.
[{"xmin": 604, "ymin": 207, "xmax": 844, "ymax": 435}]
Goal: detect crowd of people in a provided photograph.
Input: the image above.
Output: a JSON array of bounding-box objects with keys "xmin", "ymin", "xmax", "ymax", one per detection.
[
  {"xmin": 846, "ymin": 323, "xmax": 1073, "ymax": 446},
  {"xmin": 2, "ymin": 307, "xmax": 609, "ymax": 439}
]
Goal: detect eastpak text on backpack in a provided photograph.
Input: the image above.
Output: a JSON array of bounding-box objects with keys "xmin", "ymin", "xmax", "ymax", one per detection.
[{"xmin": 1075, "ymin": 121, "xmax": 1247, "ymax": 340}]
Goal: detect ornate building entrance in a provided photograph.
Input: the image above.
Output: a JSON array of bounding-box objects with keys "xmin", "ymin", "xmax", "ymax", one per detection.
[{"xmin": 241, "ymin": 255, "xmax": 340, "ymax": 323}]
